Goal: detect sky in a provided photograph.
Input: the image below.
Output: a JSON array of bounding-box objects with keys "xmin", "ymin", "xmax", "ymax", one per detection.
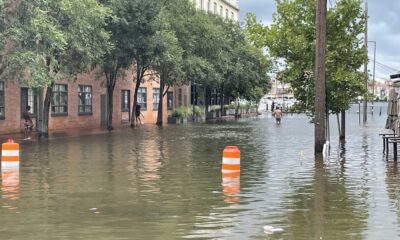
[{"xmin": 238, "ymin": 0, "xmax": 400, "ymax": 81}]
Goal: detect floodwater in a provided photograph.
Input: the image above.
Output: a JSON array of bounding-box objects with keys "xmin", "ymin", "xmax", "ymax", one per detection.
[{"xmin": 0, "ymin": 102, "xmax": 398, "ymax": 240}]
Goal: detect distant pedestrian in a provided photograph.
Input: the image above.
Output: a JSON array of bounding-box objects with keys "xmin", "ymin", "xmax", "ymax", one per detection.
[
  {"xmin": 271, "ymin": 101, "xmax": 275, "ymax": 112},
  {"xmin": 135, "ymin": 105, "xmax": 144, "ymax": 124},
  {"xmin": 273, "ymin": 106, "xmax": 282, "ymax": 125},
  {"xmin": 23, "ymin": 106, "xmax": 33, "ymax": 140}
]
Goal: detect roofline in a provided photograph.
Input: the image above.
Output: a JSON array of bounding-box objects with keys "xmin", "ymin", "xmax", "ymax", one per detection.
[{"xmin": 220, "ymin": 0, "xmax": 239, "ymax": 11}]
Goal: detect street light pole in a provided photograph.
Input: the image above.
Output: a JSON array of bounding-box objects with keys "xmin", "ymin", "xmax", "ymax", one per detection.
[
  {"xmin": 368, "ymin": 40, "xmax": 376, "ymax": 114},
  {"xmin": 314, "ymin": 0, "xmax": 327, "ymax": 154},
  {"xmin": 363, "ymin": 2, "xmax": 368, "ymax": 123}
]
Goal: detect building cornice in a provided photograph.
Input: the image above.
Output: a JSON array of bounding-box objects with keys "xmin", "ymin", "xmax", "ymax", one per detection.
[{"xmin": 220, "ymin": 0, "xmax": 239, "ymax": 11}]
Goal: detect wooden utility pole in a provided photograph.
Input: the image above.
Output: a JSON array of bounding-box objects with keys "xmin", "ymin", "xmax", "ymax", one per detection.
[
  {"xmin": 363, "ymin": 2, "xmax": 368, "ymax": 124},
  {"xmin": 314, "ymin": 0, "xmax": 327, "ymax": 154}
]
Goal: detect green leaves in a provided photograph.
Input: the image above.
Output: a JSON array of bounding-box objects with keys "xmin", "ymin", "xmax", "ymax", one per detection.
[
  {"xmin": 247, "ymin": 0, "xmax": 367, "ymax": 114},
  {"xmin": 5, "ymin": 0, "xmax": 111, "ymax": 87}
]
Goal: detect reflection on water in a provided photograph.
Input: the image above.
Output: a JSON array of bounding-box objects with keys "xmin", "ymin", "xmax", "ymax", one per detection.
[
  {"xmin": 1, "ymin": 166, "xmax": 19, "ymax": 202},
  {"xmin": 1, "ymin": 103, "xmax": 400, "ymax": 239}
]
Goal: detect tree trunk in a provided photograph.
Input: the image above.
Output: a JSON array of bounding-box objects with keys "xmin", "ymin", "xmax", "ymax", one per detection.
[
  {"xmin": 105, "ymin": 68, "xmax": 118, "ymax": 131},
  {"xmin": 39, "ymin": 83, "xmax": 54, "ymax": 139},
  {"xmin": 156, "ymin": 78, "xmax": 165, "ymax": 125},
  {"xmin": 204, "ymin": 87, "xmax": 209, "ymax": 116},
  {"xmin": 220, "ymin": 83, "xmax": 224, "ymax": 117},
  {"xmin": 340, "ymin": 110, "xmax": 345, "ymax": 140},
  {"xmin": 106, "ymin": 81, "xmax": 114, "ymax": 131},
  {"xmin": 130, "ymin": 64, "xmax": 145, "ymax": 128}
]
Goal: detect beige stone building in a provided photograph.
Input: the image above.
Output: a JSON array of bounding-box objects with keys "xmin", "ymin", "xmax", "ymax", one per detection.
[{"xmin": 193, "ymin": 0, "xmax": 239, "ymax": 21}]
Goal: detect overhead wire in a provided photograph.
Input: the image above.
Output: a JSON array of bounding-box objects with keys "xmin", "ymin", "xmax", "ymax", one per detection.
[{"xmin": 376, "ymin": 61, "xmax": 400, "ymax": 73}]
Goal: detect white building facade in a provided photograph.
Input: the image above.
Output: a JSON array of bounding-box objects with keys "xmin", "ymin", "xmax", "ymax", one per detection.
[{"xmin": 193, "ymin": 0, "xmax": 239, "ymax": 21}]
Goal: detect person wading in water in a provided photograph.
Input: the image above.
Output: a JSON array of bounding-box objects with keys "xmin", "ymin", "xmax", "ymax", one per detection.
[{"xmin": 273, "ymin": 106, "xmax": 282, "ymax": 125}]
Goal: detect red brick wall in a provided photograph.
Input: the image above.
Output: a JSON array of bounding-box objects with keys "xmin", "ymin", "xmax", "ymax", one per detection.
[
  {"xmin": 0, "ymin": 82, "xmax": 22, "ymax": 134},
  {"xmin": 48, "ymin": 72, "xmax": 105, "ymax": 131},
  {"xmin": 0, "ymin": 69, "xmax": 173, "ymax": 135}
]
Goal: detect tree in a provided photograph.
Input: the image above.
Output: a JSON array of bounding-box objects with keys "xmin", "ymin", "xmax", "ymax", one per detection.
[
  {"xmin": 100, "ymin": 0, "xmax": 156, "ymax": 131},
  {"xmin": 126, "ymin": 0, "xmax": 165, "ymax": 128},
  {"xmin": 246, "ymin": 0, "xmax": 367, "ymax": 138},
  {"xmin": 4, "ymin": 0, "xmax": 111, "ymax": 137}
]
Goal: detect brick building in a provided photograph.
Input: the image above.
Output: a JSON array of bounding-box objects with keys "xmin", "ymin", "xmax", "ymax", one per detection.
[{"xmin": 0, "ymin": 70, "xmax": 191, "ymax": 135}]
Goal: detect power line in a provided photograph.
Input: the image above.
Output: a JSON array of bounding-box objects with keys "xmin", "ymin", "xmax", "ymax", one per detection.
[
  {"xmin": 375, "ymin": 65, "xmax": 395, "ymax": 75},
  {"xmin": 376, "ymin": 61, "xmax": 400, "ymax": 73}
]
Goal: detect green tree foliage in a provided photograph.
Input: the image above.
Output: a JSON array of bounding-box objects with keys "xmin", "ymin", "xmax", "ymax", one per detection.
[
  {"xmin": 100, "ymin": 0, "xmax": 162, "ymax": 130},
  {"xmin": 246, "ymin": 0, "xmax": 367, "ymax": 115},
  {"xmin": 176, "ymin": 8, "xmax": 271, "ymax": 116},
  {"xmin": 5, "ymin": 0, "xmax": 111, "ymax": 137},
  {"xmin": 123, "ymin": 0, "xmax": 164, "ymax": 127},
  {"xmin": 0, "ymin": 0, "xmax": 6, "ymax": 76},
  {"xmin": 152, "ymin": 7, "xmax": 185, "ymax": 125}
]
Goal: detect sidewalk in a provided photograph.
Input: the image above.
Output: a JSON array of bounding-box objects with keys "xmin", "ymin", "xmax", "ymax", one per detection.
[{"xmin": 0, "ymin": 127, "xmax": 111, "ymax": 144}]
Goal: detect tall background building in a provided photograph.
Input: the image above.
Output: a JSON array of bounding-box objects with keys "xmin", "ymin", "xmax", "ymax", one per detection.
[{"xmin": 193, "ymin": 0, "xmax": 239, "ymax": 21}]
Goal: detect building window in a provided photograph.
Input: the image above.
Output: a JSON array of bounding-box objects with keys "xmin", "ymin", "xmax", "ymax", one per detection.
[
  {"xmin": 52, "ymin": 84, "xmax": 68, "ymax": 115},
  {"xmin": 220, "ymin": 6, "xmax": 223, "ymax": 16},
  {"xmin": 214, "ymin": 2, "xmax": 217, "ymax": 14},
  {"xmin": 138, "ymin": 87, "xmax": 147, "ymax": 111},
  {"xmin": 200, "ymin": 0, "xmax": 203, "ymax": 10},
  {"xmin": 153, "ymin": 88, "xmax": 160, "ymax": 111},
  {"xmin": 21, "ymin": 88, "xmax": 37, "ymax": 117},
  {"xmin": 78, "ymin": 85, "xmax": 92, "ymax": 115},
  {"xmin": 178, "ymin": 89, "xmax": 182, "ymax": 106},
  {"xmin": 193, "ymin": 0, "xmax": 197, "ymax": 8},
  {"xmin": 207, "ymin": 0, "xmax": 211, "ymax": 12},
  {"xmin": 0, "ymin": 82, "xmax": 4, "ymax": 118},
  {"xmin": 121, "ymin": 90, "xmax": 130, "ymax": 112},
  {"xmin": 231, "ymin": 11, "xmax": 234, "ymax": 20},
  {"xmin": 226, "ymin": 9, "xmax": 229, "ymax": 19},
  {"xmin": 167, "ymin": 92, "xmax": 173, "ymax": 110}
]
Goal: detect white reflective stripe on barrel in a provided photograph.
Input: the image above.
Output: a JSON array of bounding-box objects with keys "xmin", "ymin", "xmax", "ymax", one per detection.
[
  {"xmin": 222, "ymin": 157, "xmax": 240, "ymax": 165},
  {"xmin": 1, "ymin": 162, "xmax": 20, "ymax": 168},
  {"xmin": 1, "ymin": 150, "xmax": 19, "ymax": 157},
  {"xmin": 222, "ymin": 169, "xmax": 241, "ymax": 173}
]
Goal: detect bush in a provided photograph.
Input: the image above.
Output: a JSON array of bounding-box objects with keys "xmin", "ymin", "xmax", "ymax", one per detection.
[
  {"xmin": 193, "ymin": 105, "xmax": 204, "ymax": 116},
  {"xmin": 172, "ymin": 107, "xmax": 189, "ymax": 118}
]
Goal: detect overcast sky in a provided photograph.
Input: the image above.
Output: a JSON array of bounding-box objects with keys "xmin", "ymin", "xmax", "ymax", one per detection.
[{"xmin": 239, "ymin": 0, "xmax": 400, "ymax": 80}]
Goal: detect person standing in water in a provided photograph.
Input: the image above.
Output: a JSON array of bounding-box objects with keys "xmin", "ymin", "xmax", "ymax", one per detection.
[
  {"xmin": 273, "ymin": 106, "xmax": 282, "ymax": 125},
  {"xmin": 23, "ymin": 105, "xmax": 34, "ymax": 139}
]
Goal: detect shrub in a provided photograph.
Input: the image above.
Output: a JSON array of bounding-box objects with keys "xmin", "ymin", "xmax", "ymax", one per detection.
[
  {"xmin": 172, "ymin": 107, "xmax": 189, "ymax": 118},
  {"xmin": 193, "ymin": 105, "xmax": 204, "ymax": 116}
]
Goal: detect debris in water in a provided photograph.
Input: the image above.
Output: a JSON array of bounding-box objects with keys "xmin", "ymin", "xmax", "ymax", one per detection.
[{"xmin": 263, "ymin": 225, "xmax": 284, "ymax": 234}]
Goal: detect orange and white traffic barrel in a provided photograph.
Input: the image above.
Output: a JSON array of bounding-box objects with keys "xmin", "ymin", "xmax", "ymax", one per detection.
[
  {"xmin": 1, "ymin": 139, "xmax": 20, "ymax": 200},
  {"xmin": 222, "ymin": 146, "xmax": 241, "ymax": 203},
  {"xmin": 1, "ymin": 139, "xmax": 20, "ymax": 168},
  {"xmin": 222, "ymin": 146, "xmax": 240, "ymax": 173}
]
